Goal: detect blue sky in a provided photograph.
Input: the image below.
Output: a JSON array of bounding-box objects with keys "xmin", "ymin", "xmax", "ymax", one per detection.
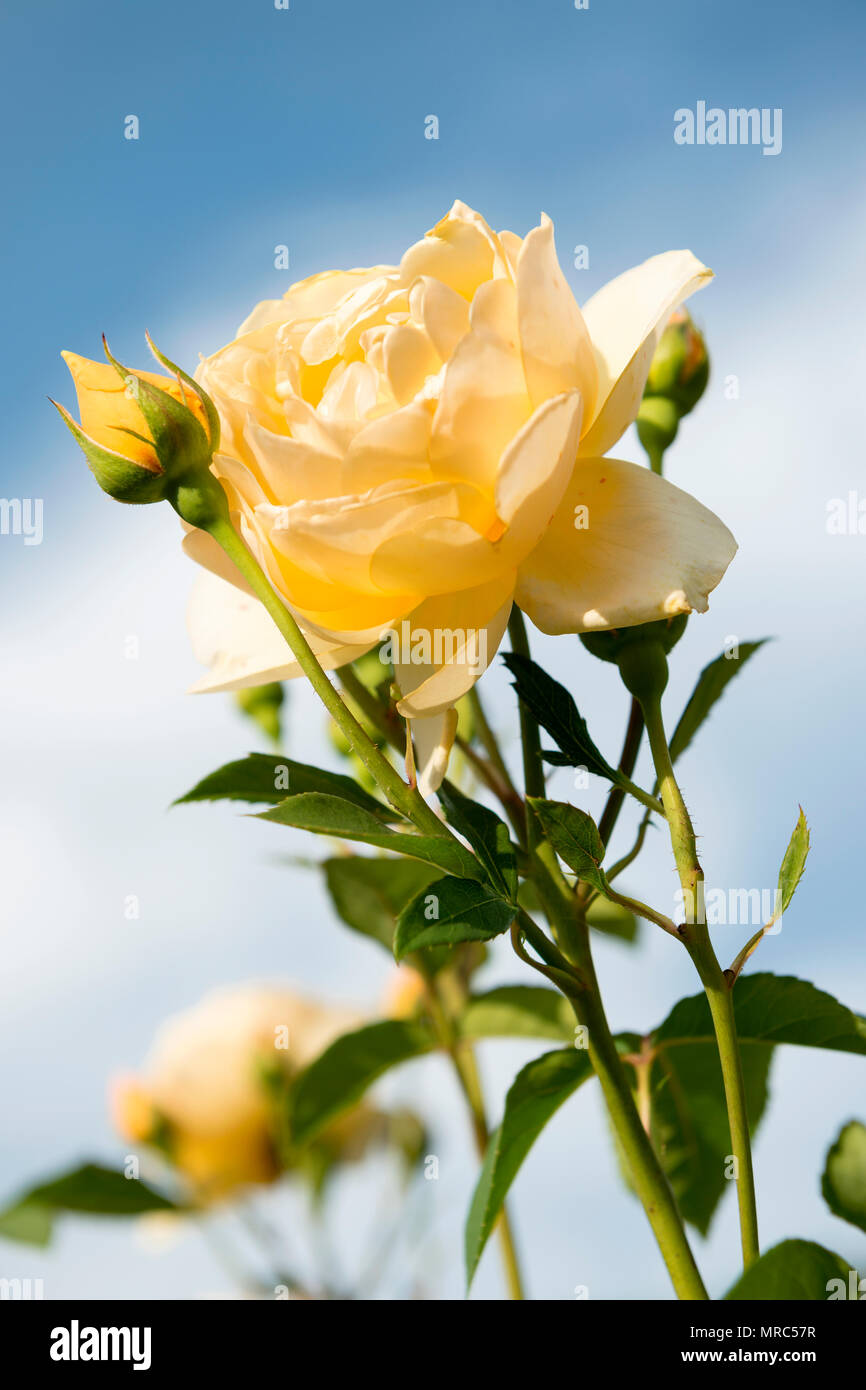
[{"xmin": 1, "ymin": 0, "xmax": 865, "ymax": 1299}]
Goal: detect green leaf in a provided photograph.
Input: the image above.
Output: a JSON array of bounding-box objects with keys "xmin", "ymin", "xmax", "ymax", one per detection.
[
  {"xmin": 0, "ymin": 1201, "xmax": 53, "ymax": 1247},
  {"xmin": 822, "ymin": 1121, "xmax": 866, "ymax": 1233},
  {"xmin": 438, "ymin": 781, "xmax": 518, "ymax": 899},
  {"xmin": 649, "ymin": 1040, "xmax": 772, "ymax": 1234},
  {"xmin": 501, "ymin": 652, "xmax": 619, "ymax": 781},
  {"xmin": 1, "ymin": 1164, "xmax": 179, "ymax": 1227},
  {"xmin": 260, "ymin": 794, "xmax": 484, "ymax": 880},
  {"xmin": 527, "ymin": 798, "xmax": 609, "ymax": 896},
  {"xmin": 654, "ymin": 973, "xmax": 866, "ymax": 1055},
  {"xmin": 394, "ymin": 877, "xmax": 516, "ymax": 960},
  {"xmin": 641, "ymin": 973, "xmax": 866, "ymax": 1233},
  {"xmin": 175, "ymin": 752, "xmax": 392, "ymax": 817},
  {"xmin": 461, "ymin": 986, "xmax": 575, "ymax": 1043},
  {"xmin": 289, "ymin": 1020, "xmax": 435, "ymax": 1147},
  {"xmin": 586, "ymin": 894, "xmax": 639, "ymax": 943},
  {"xmin": 323, "ymin": 856, "xmax": 442, "ymax": 952},
  {"xmin": 724, "ymin": 1239, "xmax": 851, "ymax": 1300},
  {"xmin": 465, "ymin": 1049, "xmax": 593, "ymax": 1288},
  {"xmin": 777, "ymin": 806, "xmax": 810, "ymax": 917},
  {"xmin": 669, "ymin": 640, "xmax": 769, "ymax": 765}
]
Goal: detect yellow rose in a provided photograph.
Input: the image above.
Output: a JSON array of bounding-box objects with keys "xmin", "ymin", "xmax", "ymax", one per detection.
[
  {"xmin": 185, "ymin": 202, "xmax": 736, "ymax": 789},
  {"xmin": 111, "ymin": 985, "xmax": 367, "ymax": 1201}
]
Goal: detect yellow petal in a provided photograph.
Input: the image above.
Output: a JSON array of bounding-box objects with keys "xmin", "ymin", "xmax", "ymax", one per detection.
[
  {"xmin": 495, "ymin": 390, "xmax": 583, "ymax": 565},
  {"xmin": 578, "ymin": 251, "xmax": 712, "ymax": 457},
  {"xmin": 236, "ymin": 266, "xmax": 396, "ymax": 337},
  {"xmin": 411, "ymin": 707, "xmax": 460, "ymax": 797},
  {"xmin": 430, "ymin": 278, "xmax": 532, "ymax": 495},
  {"xmin": 382, "ymin": 322, "xmax": 441, "ymax": 404},
  {"xmin": 408, "ymin": 276, "xmax": 471, "ymax": 361},
  {"xmin": 516, "ymin": 456, "xmax": 736, "ymax": 634},
  {"xmin": 371, "ymin": 517, "xmax": 503, "ymax": 595},
  {"xmin": 393, "ymin": 575, "xmax": 515, "ymax": 718},
  {"xmin": 515, "ymin": 214, "xmax": 598, "ymax": 417},
  {"xmin": 400, "ymin": 201, "xmax": 500, "ymax": 299},
  {"xmin": 186, "ymin": 570, "xmax": 374, "ymax": 693},
  {"xmin": 260, "ymin": 480, "xmax": 470, "ymax": 595},
  {"xmin": 245, "ymin": 419, "xmax": 344, "ymax": 503},
  {"xmin": 343, "ymin": 401, "xmax": 435, "ymax": 492}
]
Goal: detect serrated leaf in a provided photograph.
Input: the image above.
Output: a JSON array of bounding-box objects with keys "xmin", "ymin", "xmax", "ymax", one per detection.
[
  {"xmin": 724, "ymin": 1239, "xmax": 851, "ymax": 1300},
  {"xmin": 1, "ymin": 1164, "xmax": 179, "ymax": 1226},
  {"xmin": 394, "ymin": 876, "xmax": 516, "ymax": 959},
  {"xmin": 669, "ymin": 640, "xmax": 769, "ymax": 765},
  {"xmin": 465, "ymin": 1049, "xmax": 593, "ymax": 1288},
  {"xmin": 777, "ymin": 807, "xmax": 810, "ymax": 917},
  {"xmin": 260, "ymin": 795, "xmax": 484, "ymax": 881},
  {"xmin": 460, "ymin": 986, "xmax": 575, "ymax": 1042},
  {"xmin": 175, "ymin": 753, "xmax": 391, "ymax": 816},
  {"xmin": 527, "ymin": 797, "xmax": 608, "ymax": 895},
  {"xmin": 323, "ymin": 856, "xmax": 442, "ymax": 952},
  {"xmin": 654, "ymin": 973, "xmax": 866, "ymax": 1055},
  {"xmin": 639, "ymin": 973, "xmax": 866, "ymax": 1234},
  {"xmin": 501, "ymin": 652, "xmax": 619, "ymax": 781},
  {"xmin": 822, "ymin": 1120, "xmax": 866, "ymax": 1233},
  {"xmin": 289, "ymin": 1020, "xmax": 435, "ymax": 1147},
  {"xmin": 438, "ymin": 781, "xmax": 518, "ymax": 899}
]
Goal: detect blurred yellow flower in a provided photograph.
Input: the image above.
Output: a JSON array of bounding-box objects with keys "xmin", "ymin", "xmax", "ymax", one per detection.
[
  {"xmin": 384, "ymin": 965, "xmax": 428, "ymax": 1020},
  {"xmin": 111, "ymin": 985, "xmax": 370, "ymax": 1202}
]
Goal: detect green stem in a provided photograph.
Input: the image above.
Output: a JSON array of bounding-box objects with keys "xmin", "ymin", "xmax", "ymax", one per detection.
[
  {"xmin": 504, "ymin": 613, "xmax": 706, "ymax": 1297},
  {"xmin": 597, "ymin": 697, "xmax": 644, "ymax": 846},
  {"xmin": 522, "ymin": 875, "xmax": 708, "ymax": 1300},
  {"xmin": 425, "ymin": 975, "xmax": 526, "ymax": 1300},
  {"xmin": 207, "ymin": 516, "xmax": 444, "ymax": 838},
  {"xmin": 507, "ymin": 607, "xmax": 545, "ymax": 804},
  {"xmin": 640, "ymin": 691, "xmax": 760, "ymax": 1270}
]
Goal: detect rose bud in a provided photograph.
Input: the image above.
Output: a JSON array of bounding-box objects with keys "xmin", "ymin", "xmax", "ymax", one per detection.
[
  {"xmin": 644, "ymin": 308, "xmax": 710, "ymax": 415},
  {"xmin": 53, "ymin": 336, "xmax": 226, "ymax": 528},
  {"xmin": 637, "ymin": 309, "xmax": 710, "ymax": 469},
  {"xmin": 580, "ymin": 612, "xmax": 689, "ymax": 665}
]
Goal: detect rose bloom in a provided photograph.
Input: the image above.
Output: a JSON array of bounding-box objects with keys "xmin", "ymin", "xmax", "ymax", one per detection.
[
  {"xmin": 64, "ymin": 202, "xmax": 736, "ymax": 790},
  {"xmin": 111, "ymin": 985, "xmax": 375, "ymax": 1201}
]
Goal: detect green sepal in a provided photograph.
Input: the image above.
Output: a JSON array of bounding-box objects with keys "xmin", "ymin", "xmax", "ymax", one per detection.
[{"xmin": 50, "ymin": 400, "xmax": 167, "ymax": 505}]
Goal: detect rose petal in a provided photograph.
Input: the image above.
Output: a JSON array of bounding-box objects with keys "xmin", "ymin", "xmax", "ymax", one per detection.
[
  {"xmin": 578, "ymin": 250, "xmax": 712, "ymax": 457},
  {"xmin": 515, "ymin": 455, "xmax": 736, "ymax": 634},
  {"xmin": 515, "ymin": 214, "xmax": 598, "ymax": 417},
  {"xmin": 495, "ymin": 389, "xmax": 583, "ymax": 564},
  {"xmin": 412, "ymin": 708, "xmax": 460, "ymax": 797},
  {"xmin": 186, "ymin": 570, "xmax": 373, "ymax": 693},
  {"xmin": 430, "ymin": 278, "xmax": 532, "ymax": 495},
  {"xmin": 392, "ymin": 575, "xmax": 515, "ymax": 718}
]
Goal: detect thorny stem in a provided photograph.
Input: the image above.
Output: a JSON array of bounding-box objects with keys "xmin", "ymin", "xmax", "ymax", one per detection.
[
  {"xmin": 513, "ymin": 888, "xmax": 708, "ymax": 1300},
  {"xmin": 640, "ymin": 690, "xmax": 760, "ymax": 1271},
  {"xmin": 505, "ymin": 614, "xmax": 707, "ymax": 1299}
]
